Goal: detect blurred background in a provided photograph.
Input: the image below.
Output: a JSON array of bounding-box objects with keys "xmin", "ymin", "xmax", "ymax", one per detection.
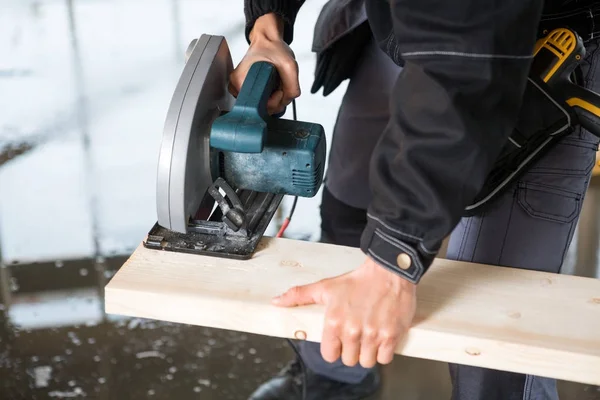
[{"xmin": 1, "ymin": 0, "xmax": 599, "ymax": 399}]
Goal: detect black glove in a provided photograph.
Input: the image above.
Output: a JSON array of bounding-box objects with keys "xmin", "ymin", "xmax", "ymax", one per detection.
[{"xmin": 310, "ymin": 21, "xmax": 372, "ymax": 97}]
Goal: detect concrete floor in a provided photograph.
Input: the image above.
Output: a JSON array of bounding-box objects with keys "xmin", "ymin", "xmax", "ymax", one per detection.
[{"xmin": 1, "ymin": 0, "xmax": 600, "ymax": 399}]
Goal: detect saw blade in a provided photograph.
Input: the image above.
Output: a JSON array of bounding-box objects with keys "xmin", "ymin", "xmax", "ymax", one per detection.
[{"xmin": 156, "ymin": 35, "xmax": 234, "ymax": 233}]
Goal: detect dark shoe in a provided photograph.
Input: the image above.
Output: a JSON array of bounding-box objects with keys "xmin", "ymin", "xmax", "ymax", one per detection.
[{"xmin": 247, "ymin": 357, "xmax": 381, "ymax": 400}]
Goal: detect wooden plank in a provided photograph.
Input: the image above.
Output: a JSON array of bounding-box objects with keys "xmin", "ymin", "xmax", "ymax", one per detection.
[{"xmin": 104, "ymin": 237, "xmax": 600, "ymax": 385}]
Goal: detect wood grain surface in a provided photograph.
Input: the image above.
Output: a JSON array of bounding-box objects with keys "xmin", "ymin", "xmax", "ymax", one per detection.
[{"xmin": 105, "ymin": 237, "xmax": 600, "ymax": 385}]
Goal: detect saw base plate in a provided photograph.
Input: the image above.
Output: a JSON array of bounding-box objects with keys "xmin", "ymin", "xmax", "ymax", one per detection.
[{"xmin": 144, "ymin": 190, "xmax": 284, "ymax": 260}]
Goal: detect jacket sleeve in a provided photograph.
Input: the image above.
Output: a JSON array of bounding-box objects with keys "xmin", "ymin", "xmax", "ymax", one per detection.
[
  {"xmin": 244, "ymin": 0, "xmax": 306, "ymax": 44},
  {"xmin": 360, "ymin": 0, "xmax": 545, "ymax": 283}
]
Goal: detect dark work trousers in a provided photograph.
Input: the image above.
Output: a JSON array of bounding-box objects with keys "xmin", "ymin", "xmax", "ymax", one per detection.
[{"xmin": 296, "ymin": 36, "xmax": 600, "ymax": 399}]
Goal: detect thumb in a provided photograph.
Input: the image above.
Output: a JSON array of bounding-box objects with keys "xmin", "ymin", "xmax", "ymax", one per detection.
[{"xmin": 272, "ymin": 282, "xmax": 325, "ymax": 307}]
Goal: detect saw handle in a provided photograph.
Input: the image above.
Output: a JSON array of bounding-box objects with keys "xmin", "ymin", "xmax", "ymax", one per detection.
[{"xmin": 211, "ymin": 61, "xmax": 282, "ymax": 153}]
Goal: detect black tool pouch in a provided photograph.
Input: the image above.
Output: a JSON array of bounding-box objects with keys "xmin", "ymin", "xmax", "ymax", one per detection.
[{"xmin": 463, "ymin": 76, "xmax": 577, "ymax": 216}]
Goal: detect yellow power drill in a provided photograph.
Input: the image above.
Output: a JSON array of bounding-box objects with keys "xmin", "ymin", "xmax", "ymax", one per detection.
[
  {"xmin": 464, "ymin": 27, "xmax": 600, "ymax": 215},
  {"xmin": 531, "ymin": 27, "xmax": 600, "ymax": 136}
]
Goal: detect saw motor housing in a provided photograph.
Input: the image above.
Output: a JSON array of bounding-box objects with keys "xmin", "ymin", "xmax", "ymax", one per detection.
[
  {"xmin": 218, "ymin": 118, "xmax": 325, "ymax": 197},
  {"xmin": 211, "ymin": 61, "xmax": 325, "ymax": 197}
]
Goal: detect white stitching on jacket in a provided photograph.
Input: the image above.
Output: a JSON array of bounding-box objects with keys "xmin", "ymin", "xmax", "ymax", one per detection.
[
  {"xmin": 366, "ymin": 213, "xmax": 423, "ymax": 240},
  {"xmin": 367, "ymin": 250, "xmax": 398, "ymax": 272},
  {"xmin": 401, "ymin": 51, "xmax": 533, "ymax": 59},
  {"xmin": 418, "ymin": 242, "xmax": 437, "ymax": 255},
  {"xmin": 366, "ymin": 213, "xmax": 437, "ymax": 254},
  {"xmin": 376, "ymin": 228, "xmax": 410, "ymax": 249}
]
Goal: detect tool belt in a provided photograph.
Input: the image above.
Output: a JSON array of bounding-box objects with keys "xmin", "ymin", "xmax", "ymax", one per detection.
[
  {"xmin": 463, "ymin": 76, "xmax": 576, "ymax": 216},
  {"xmin": 538, "ymin": 3, "xmax": 600, "ymax": 44},
  {"xmin": 464, "ymin": 7, "xmax": 600, "ymax": 216}
]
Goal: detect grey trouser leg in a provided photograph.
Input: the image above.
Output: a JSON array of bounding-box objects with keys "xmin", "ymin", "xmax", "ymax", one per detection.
[
  {"xmin": 445, "ymin": 39, "xmax": 600, "ymax": 400},
  {"xmin": 323, "ymin": 35, "xmax": 402, "ymax": 211}
]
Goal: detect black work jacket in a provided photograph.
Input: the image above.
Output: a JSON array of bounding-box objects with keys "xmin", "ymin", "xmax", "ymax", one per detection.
[{"xmin": 243, "ymin": 0, "xmax": 598, "ymax": 283}]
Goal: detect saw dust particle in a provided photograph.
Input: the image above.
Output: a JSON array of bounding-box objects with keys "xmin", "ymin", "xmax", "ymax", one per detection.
[
  {"xmin": 255, "ymin": 241, "xmax": 270, "ymax": 252},
  {"xmin": 590, "ymin": 298, "xmax": 600, "ymax": 305},
  {"xmin": 135, "ymin": 351, "xmax": 165, "ymax": 359},
  {"xmin": 33, "ymin": 366, "xmax": 52, "ymax": 388},
  {"xmin": 198, "ymin": 378, "xmax": 211, "ymax": 387}
]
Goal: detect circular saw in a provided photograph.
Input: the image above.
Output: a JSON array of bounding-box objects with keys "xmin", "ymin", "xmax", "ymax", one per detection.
[{"xmin": 144, "ymin": 35, "xmax": 327, "ymax": 259}]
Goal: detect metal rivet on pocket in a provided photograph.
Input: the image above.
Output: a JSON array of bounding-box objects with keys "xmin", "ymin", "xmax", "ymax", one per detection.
[{"xmin": 397, "ymin": 253, "xmax": 411, "ymax": 270}]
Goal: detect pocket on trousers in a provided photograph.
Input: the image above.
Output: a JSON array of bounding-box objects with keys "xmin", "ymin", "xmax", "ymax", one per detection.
[
  {"xmin": 517, "ymin": 182, "xmax": 582, "ymax": 223},
  {"xmin": 528, "ymin": 139, "xmax": 598, "ymax": 176}
]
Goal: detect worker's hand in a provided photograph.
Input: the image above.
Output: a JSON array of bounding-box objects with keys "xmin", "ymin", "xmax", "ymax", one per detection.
[
  {"xmin": 272, "ymin": 257, "xmax": 417, "ymax": 368},
  {"xmin": 230, "ymin": 13, "xmax": 300, "ymax": 115}
]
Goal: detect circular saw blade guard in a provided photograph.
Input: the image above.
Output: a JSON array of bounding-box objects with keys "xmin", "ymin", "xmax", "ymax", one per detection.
[{"xmin": 156, "ymin": 35, "xmax": 234, "ymax": 233}]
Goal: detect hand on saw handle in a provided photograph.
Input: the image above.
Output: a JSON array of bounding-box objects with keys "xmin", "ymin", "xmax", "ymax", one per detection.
[{"xmin": 229, "ymin": 13, "xmax": 301, "ymax": 115}]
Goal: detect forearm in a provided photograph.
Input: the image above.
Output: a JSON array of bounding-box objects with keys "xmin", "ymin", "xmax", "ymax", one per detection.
[
  {"xmin": 361, "ymin": 0, "xmax": 544, "ymax": 283},
  {"xmin": 244, "ymin": 0, "xmax": 305, "ymax": 44}
]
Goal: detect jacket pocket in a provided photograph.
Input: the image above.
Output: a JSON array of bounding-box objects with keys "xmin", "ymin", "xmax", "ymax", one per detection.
[{"xmin": 517, "ymin": 182, "xmax": 582, "ymax": 223}]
